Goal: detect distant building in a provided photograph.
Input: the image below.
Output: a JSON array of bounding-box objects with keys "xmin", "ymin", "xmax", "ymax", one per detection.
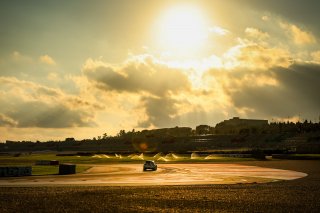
[
  {"xmin": 215, "ymin": 117, "xmax": 268, "ymax": 134},
  {"xmin": 65, "ymin": 138, "xmax": 75, "ymax": 142}
]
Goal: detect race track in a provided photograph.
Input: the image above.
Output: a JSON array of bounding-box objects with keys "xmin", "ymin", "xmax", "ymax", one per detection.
[{"xmin": 0, "ymin": 163, "xmax": 307, "ymax": 186}]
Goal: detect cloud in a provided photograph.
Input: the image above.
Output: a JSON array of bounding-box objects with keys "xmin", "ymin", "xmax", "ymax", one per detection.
[
  {"xmin": 245, "ymin": 27, "xmax": 270, "ymax": 40},
  {"xmin": 7, "ymin": 101, "xmax": 95, "ymax": 128},
  {"xmin": 83, "ymin": 55, "xmax": 191, "ymax": 96},
  {"xmin": 207, "ymin": 63, "xmax": 320, "ymax": 120},
  {"xmin": 0, "ymin": 77, "xmax": 97, "ymax": 128},
  {"xmin": 223, "ymin": 42, "xmax": 293, "ymax": 69},
  {"xmin": 11, "ymin": 51, "xmax": 33, "ymax": 63},
  {"xmin": 209, "ymin": 26, "xmax": 229, "ymax": 36},
  {"xmin": 280, "ymin": 22, "xmax": 316, "ymax": 45},
  {"xmin": 39, "ymin": 54, "xmax": 56, "ymax": 65},
  {"xmin": 0, "ymin": 51, "xmax": 61, "ymax": 84},
  {"xmin": 0, "ymin": 113, "xmax": 18, "ymax": 127},
  {"xmin": 82, "ymin": 55, "xmax": 194, "ymax": 128},
  {"xmin": 311, "ymin": 51, "xmax": 320, "ymax": 63},
  {"xmin": 82, "ymin": 55, "xmax": 192, "ymax": 128},
  {"xmin": 12, "ymin": 51, "xmax": 21, "ymax": 59},
  {"xmin": 138, "ymin": 95, "xmax": 179, "ymax": 128}
]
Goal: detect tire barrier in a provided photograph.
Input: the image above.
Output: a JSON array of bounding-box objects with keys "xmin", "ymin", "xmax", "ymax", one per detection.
[
  {"xmin": 35, "ymin": 160, "xmax": 59, "ymax": 165},
  {"xmin": 0, "ymin": 166, "xmax": 32, "ymax": 177},
  {"xmin": 59, "ymin": 164, "xmax": 76, "ymax": 175}
]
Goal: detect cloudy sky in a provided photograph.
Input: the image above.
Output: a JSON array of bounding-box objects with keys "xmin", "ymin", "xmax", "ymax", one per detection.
[{"xmin": 0, "ymin": 0, "xmax": 319, "ymax": 141}]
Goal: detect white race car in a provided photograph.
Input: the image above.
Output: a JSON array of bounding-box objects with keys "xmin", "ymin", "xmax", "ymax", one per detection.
[{"xmin": 143, "ymin": 160, "xmax": 157, "ymax": 171}]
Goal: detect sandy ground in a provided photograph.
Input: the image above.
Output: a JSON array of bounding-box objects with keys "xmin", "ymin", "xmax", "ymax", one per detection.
[
  {"xmin": 0, "ymin": 163, "xmax": 306, "ymax": 186},
  {"xmin": 0, "ymin": 160, "xmax": 319, "ymax": 212}
]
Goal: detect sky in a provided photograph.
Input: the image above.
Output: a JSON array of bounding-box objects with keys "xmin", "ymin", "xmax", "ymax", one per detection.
[{"xmin": 0, "ymin": 0, "xmax": 319, "ymax": 141}]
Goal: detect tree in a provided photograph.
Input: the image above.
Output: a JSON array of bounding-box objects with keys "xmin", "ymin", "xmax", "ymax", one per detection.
[
  {"xmin": 102, "ymin": 133, "xmax": 108, "ymax": 139},
  {"xmin": 117, "ymin": 130, "xmax": 126, "ymax": 138}
]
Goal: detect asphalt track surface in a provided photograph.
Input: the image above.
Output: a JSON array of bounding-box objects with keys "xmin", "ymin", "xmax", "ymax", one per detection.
[
  {"xmin": 0, "ymin": 163, "xmax": 307, "ymax": 186},
  {"xmin": 0, "ymin": 160, "xmax": 319, "ymax": 212}
]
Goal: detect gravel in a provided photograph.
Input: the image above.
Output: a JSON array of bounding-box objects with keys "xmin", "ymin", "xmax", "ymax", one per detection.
[{"xmin": 0, "ymin": 160, "xmax": 319, "ymax": 212}]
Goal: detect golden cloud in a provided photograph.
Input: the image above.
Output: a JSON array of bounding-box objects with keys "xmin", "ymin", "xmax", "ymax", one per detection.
[
  {"xmin": 82, "ymin": 55, "xmax": 191, "ymax": 96},
  {"xmin": 39, "ymin": 54, "xmax": 56, "ymax": 65},
  {"xmin": 207, "ymin": 63, "xmax": 320, "ymax": 120},
  {"xmin": 245, "ymin": 27, "xmax": 270, "ymax": 40},
  {"xmin": 223, "ymin": 42, "xmax": 293, "ymax": 70},
  {"xmin": 311, "ymin": 51, "xmax": 320, "ymax": 63},
  {"xmin": 280, "ymin": 22, "xmax": 316, "ymax": 45},
  {"xmin": 0, "ymin": 113, "xmax": 18, "ymax": 127},
  {"xmin": 0, "ymin": 77, "xmax": 97, "ymax": 128}
]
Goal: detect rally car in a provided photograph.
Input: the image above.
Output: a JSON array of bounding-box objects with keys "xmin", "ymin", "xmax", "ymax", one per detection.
[{"xmin": 143, "ymin": 160, "xmax": 157, "ymax": 171}]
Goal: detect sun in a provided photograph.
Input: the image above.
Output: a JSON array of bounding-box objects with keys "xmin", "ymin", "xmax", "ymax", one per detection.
[{"xmin": 156, "ymin": 5, "xmax": 208, "ymax": 57}]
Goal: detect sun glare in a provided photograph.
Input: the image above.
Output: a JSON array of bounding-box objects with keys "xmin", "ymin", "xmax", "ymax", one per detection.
[{"xmin": 156, "ymin": 5, "xmax": 208, "ymax": 57}]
